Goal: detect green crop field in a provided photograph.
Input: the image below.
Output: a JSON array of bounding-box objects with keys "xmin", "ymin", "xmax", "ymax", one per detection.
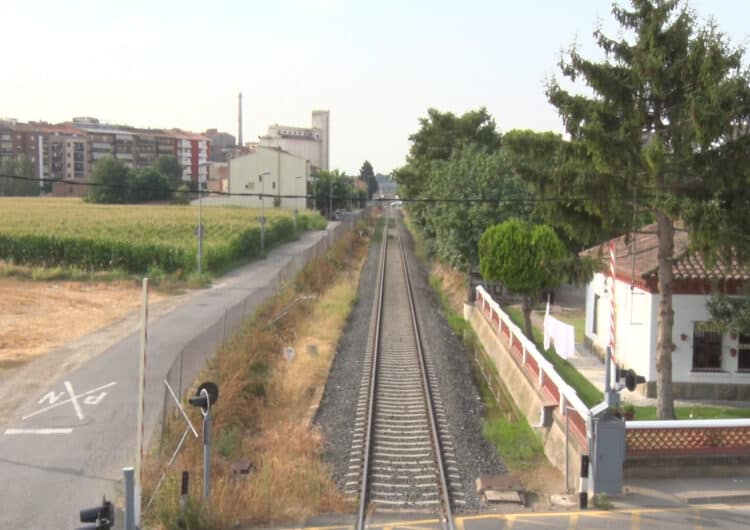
[{"xmin": 0, "ymin": 198, "xmax": 326, "ymax": 275}]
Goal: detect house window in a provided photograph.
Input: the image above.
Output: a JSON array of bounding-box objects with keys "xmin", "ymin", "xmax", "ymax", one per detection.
[
  {"xmin": 592, "ymin": 294, "xmax": 600, "ymax": 335},
  {"xmin": 739, "ymin": 333, "xmax": 750, "ymax": 372},
  {"xmin": 692, "ymin": 322, "xmax": 722, "ymax": 371}
]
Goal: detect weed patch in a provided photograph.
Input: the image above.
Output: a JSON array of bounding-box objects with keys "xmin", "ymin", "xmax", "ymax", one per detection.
[
  {"xmin": 144, "ymin": 224, "xmax": 373, "ymax": 528},
  {"xmin": 427, "ymin": 257, "xmax": 544, "ymax": 470}
]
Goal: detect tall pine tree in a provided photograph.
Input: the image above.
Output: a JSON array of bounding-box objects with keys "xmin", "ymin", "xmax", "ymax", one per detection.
[{"xmin": 546, "ymin": 0, "xmax": 750, "ymax": 418}]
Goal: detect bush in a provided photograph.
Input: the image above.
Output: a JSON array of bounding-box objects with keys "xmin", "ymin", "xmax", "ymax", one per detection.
[{"xmin": 172, "ymin": 184, "xmax": 191, "ymax": 205}]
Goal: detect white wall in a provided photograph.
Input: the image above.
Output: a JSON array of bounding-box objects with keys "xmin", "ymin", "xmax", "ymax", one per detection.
[
  {"xmin": 259, "ymin": 136, "xmax": 322, "ymax": 170},
  {"xmin": 669, "ymin": 293, "xmax": 744, "ymax": 385},
  {"xmin": 229, "ymin": 148, "xmax": 308, "ymax": 210},
  {"xmin": 585, "ymin": 273, "xmax": 655, "ymax": 380},
  {"xmin": 587, "ymin": 275, "xmax": 747, "ymax": 385}
]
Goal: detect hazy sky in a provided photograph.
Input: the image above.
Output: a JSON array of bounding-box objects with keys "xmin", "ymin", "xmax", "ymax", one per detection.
[{"xmin": 3, "ymin": 1, "xmax": 749, "ymax": 174}]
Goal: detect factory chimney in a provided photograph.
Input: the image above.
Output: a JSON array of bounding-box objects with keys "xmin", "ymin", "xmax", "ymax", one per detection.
[{"xmin": 238, "ymin": 92, "xmax": 243, "ymax": 148}]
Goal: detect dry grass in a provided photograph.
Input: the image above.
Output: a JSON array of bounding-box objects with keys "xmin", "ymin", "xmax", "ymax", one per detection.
[
  {"xmin": 431, "ymin": 262, "xmax": 467, "ymax": 314},
  {"xmin": 145, "ymin": 221, "xmax": 374, "ymax": 529},
  {"xmin": 0, "ymin": 278, "xmax": 165, "ymax": 368}
]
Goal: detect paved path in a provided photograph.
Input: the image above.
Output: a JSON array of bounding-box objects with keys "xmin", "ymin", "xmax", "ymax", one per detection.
[{"xmin": 0, "ymin": 224, "xmax": 343, "ymax": 530}]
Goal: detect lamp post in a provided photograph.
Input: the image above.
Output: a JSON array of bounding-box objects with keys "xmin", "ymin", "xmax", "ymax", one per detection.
[
  {"xmin": 197, "ymin": 164, "xmax": 208, "ymax": 277},
  {"xmin": 311, "ymin": 175, "xmax": 317, "ymax": 212},
  {"xmin": 258, "ymin": 170, "xmax": 271, "ymax": 256}
]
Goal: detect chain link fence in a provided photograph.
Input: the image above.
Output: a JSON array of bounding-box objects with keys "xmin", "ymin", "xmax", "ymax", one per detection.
[{"xmin": 157, "ymin": 214, "xmax": 360, "ymax": 444}]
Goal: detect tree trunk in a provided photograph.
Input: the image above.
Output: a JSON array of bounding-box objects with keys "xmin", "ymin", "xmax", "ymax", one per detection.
[
  {"xmin": 655, "ymin": 211, "xmax": 676, "ymax": 420},
  {"xmin": 522, "ymin": 295, "xmax": 534, "ymax": 341}
]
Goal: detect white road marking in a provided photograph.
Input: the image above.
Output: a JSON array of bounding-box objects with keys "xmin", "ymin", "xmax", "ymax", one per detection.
[
  {"xmin": 22, "ymin": 382, "xmax": 117, "ymax": 421},
  {"xmin": 4, "ymin": 428, "xmax": 73, "ymax": 435},
  {"xmin": 64, "ymin": 381, "xmax": 84, "ymax": 421},
  {"xmin": 38, "ymin": 391, "xmax": 65, "ymax": 405}
]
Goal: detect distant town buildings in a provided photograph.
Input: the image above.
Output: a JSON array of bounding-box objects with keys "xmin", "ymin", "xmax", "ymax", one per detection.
[
  {"xmin": 204, "ymin": 128, "xmax": 236, "ymax": 162},
  {"xmin": 227, "ymin": 146, "xmax": 310, "ymax": 210},
  {"xmin": 0, "ymin": 108, "xmax": 331, "ymax": 200},
  {"xmin": 0, "ymin": 117, "xmax": 214, "ymax": 193},
  {"xmin": 258, "ymin": 110, "xmax": 330, "ymax": 172}
]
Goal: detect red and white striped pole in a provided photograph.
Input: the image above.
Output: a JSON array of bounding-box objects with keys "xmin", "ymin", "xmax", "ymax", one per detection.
[
  {"xmin": 609, "ymin": 240, "xmax": 616, "ymax": 362},
  {"xmin": 135, "ymin": 278, "xmax": 149, "ymax": 526},
  {"xmin": 608, "ymin": 240, "xmax": 618, "ymax": 393}
]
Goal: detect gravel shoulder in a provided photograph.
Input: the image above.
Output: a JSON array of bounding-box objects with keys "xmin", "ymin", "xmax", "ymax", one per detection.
[
  {"xmin": 315, "ymin": 215, "xmax": 506, "ymax": 513},
  {"xmin": 399, "ymin": 217, "xmax": 506, "ymax": 511},
  {"xmin": 314, "ymin": 228, "xmax": 381, "ymax": 488}
]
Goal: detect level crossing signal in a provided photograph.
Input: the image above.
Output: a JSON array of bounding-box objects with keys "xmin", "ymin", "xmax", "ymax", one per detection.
[
  {"xmin": 76, "ymin": 496, "xmax": 113, "ymax": 530},
  {"xmin": 618, "ymin": 368, "xmax": 646, "ymax": 392}
]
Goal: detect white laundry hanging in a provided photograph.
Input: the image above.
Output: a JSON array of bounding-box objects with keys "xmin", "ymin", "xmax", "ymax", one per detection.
[{"xmin": 543, "ymin": 298, "xmax": 576, "ymax": 359}]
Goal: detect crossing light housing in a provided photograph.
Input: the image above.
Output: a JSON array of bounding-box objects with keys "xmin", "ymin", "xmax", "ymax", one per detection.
[
  {"xmin": 189, "ymin": 381, "xmax": 219, "ymax": 413},
  {"xmin": 619, "ymin": 368, "xmax": 646, "ymax": 392},
  {"xmin": 79, "ymin": 496, "xmax": 113, "ymax": 530}
]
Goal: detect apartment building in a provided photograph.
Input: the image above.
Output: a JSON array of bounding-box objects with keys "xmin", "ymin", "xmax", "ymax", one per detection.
[
  {"xmin": 1, "ymin": 118, "xmax": 212, "ymax": 191},
  {"xmin": 71, "ymin": 117, "xmax": 210, "ymax": 184},
  {"xmin": 0, "ymin": 120, "xmax": 41, "ymax": 172},
  {"xmin": 0, "ymin": 120, "xmax": 88, "ymax": 184},
  {"xmin": 258, "ymin": 110, "xmax": 330, "ymax": 171}
]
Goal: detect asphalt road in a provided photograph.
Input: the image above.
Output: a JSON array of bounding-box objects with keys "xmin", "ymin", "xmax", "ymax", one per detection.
[{"xmin": 0, "ymin": 226, "xmax": 338, "ymax": 530}]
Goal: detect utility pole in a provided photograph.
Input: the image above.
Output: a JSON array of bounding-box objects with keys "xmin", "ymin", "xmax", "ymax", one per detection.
[
  {"xmin": 329, "ymin": 175, "xmax": 333, "ymax": 220},
  {"xmin": 197, "ymin": 182, "xmax": 203, "ymax": 277},
  {"xmin": 258, "ymin": 171, "xmax": 270, "ymax": 256}
]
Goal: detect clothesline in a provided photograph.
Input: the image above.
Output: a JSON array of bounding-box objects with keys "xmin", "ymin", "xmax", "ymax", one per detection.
[{"xmin": 543, "ymin": 298, "xmax": 576, "ymax": 359}]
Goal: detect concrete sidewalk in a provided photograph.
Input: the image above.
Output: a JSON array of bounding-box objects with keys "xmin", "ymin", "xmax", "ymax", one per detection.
[{"xmin": 616, "ymin": 477, "xmax": 750, "ymax": 508}]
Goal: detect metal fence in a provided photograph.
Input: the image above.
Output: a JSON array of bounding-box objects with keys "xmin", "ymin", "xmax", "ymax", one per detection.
[{"xmin": 156, "ymin": 213, "xmax": 361, "ymax": 445}]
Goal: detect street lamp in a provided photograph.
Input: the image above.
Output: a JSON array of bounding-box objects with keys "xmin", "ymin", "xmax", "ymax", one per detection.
[
  {"xmin": 197, "ymin": 163, "xmax": 209, "ymax": 277},
  {"xmin": 310, "ymin": 175, "xmax": 317, "ymax": 213},
  {"xmin": 257, "ymin": 171, "xmax": 271, "ymax": 256}
]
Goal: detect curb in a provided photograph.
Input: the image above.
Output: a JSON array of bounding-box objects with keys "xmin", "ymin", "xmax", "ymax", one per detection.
[{"xmin": 686, "ymin": 494, "xmax": 750, "ymax": 505}]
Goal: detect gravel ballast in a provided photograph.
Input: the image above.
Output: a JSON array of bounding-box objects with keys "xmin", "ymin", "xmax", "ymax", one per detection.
[{"xmin": 314, "ymin": 216, "xmax": 506, "ymax": 513}]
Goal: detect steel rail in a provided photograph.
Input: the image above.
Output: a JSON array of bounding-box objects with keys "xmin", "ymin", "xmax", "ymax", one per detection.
[
  {"xmin": 356, "ymin": 210, "xmax": 389, "ymax": 530},
  {"xmin": 394, "ymin": 218, "xmax": 455, "ymax": 530}
]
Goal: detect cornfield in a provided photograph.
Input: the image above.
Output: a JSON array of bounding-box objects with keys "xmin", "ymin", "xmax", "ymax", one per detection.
[{"xmin": 0, "ymin": 198, "xmax": 326, "ymax": 274}]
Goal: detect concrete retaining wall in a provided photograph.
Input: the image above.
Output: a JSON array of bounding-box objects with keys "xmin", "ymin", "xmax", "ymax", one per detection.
[{"xmin": 465, "ymin": 303, "xmax": 587, "ymax": 485}]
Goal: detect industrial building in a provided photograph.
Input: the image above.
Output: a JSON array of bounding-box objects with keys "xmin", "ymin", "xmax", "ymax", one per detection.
[{"xmin": 258, "ymin": 110, "xmax": 329, "ymax": 172}]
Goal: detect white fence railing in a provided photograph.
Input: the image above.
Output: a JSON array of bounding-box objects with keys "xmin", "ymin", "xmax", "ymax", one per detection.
[{"xmin": 476, "ymin": 286, "xmax": 590, "ymax": 445}]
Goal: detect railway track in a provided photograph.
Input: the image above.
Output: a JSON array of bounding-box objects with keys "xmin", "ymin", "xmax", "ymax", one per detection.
[{"xmin": 345, "ymin": 211, "xmax": 462, "ymax": 530}]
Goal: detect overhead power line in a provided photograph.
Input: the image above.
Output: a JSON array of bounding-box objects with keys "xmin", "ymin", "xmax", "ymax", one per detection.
[{"xmin": 0, "ymin": 173, "xmax": 604, "ymax": 205}]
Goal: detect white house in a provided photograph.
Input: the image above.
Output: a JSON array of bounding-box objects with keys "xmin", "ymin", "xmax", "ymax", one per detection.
[
  {"xmin": 226, "ymin": 146, "xmax": 310, "ymax": 211},
  {"xmin": 583, "ymin": 225, "xmax": 750, "ymax": 400}
]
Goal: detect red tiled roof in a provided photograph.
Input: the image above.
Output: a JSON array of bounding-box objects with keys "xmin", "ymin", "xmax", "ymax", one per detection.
[{"xmin": 582, "ymin": 223, "xmax": 750, "ymax": 283}]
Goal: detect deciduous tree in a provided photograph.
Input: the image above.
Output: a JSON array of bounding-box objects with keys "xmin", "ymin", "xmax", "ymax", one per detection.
[
  {"xmin": 421, "ymin": 145, "xmax": 530, "ymax": 268},
  {"xmin": 153, "ymin": 155, "xmax": 183, "ymax": 189},
  {"xmin": 395, "ymin": 107, "xmax": 501, "ymax": 200},
  {"xmin": 86, "ymin": 157, "xmax": 132, "ymax": 204},
  {"xmin": 0, "ymin": 157, "xmax": 37, "ymax": 196},
  {"xmin": 479, "ymin": 219, "xmax": 568, "ymax": 338}
]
